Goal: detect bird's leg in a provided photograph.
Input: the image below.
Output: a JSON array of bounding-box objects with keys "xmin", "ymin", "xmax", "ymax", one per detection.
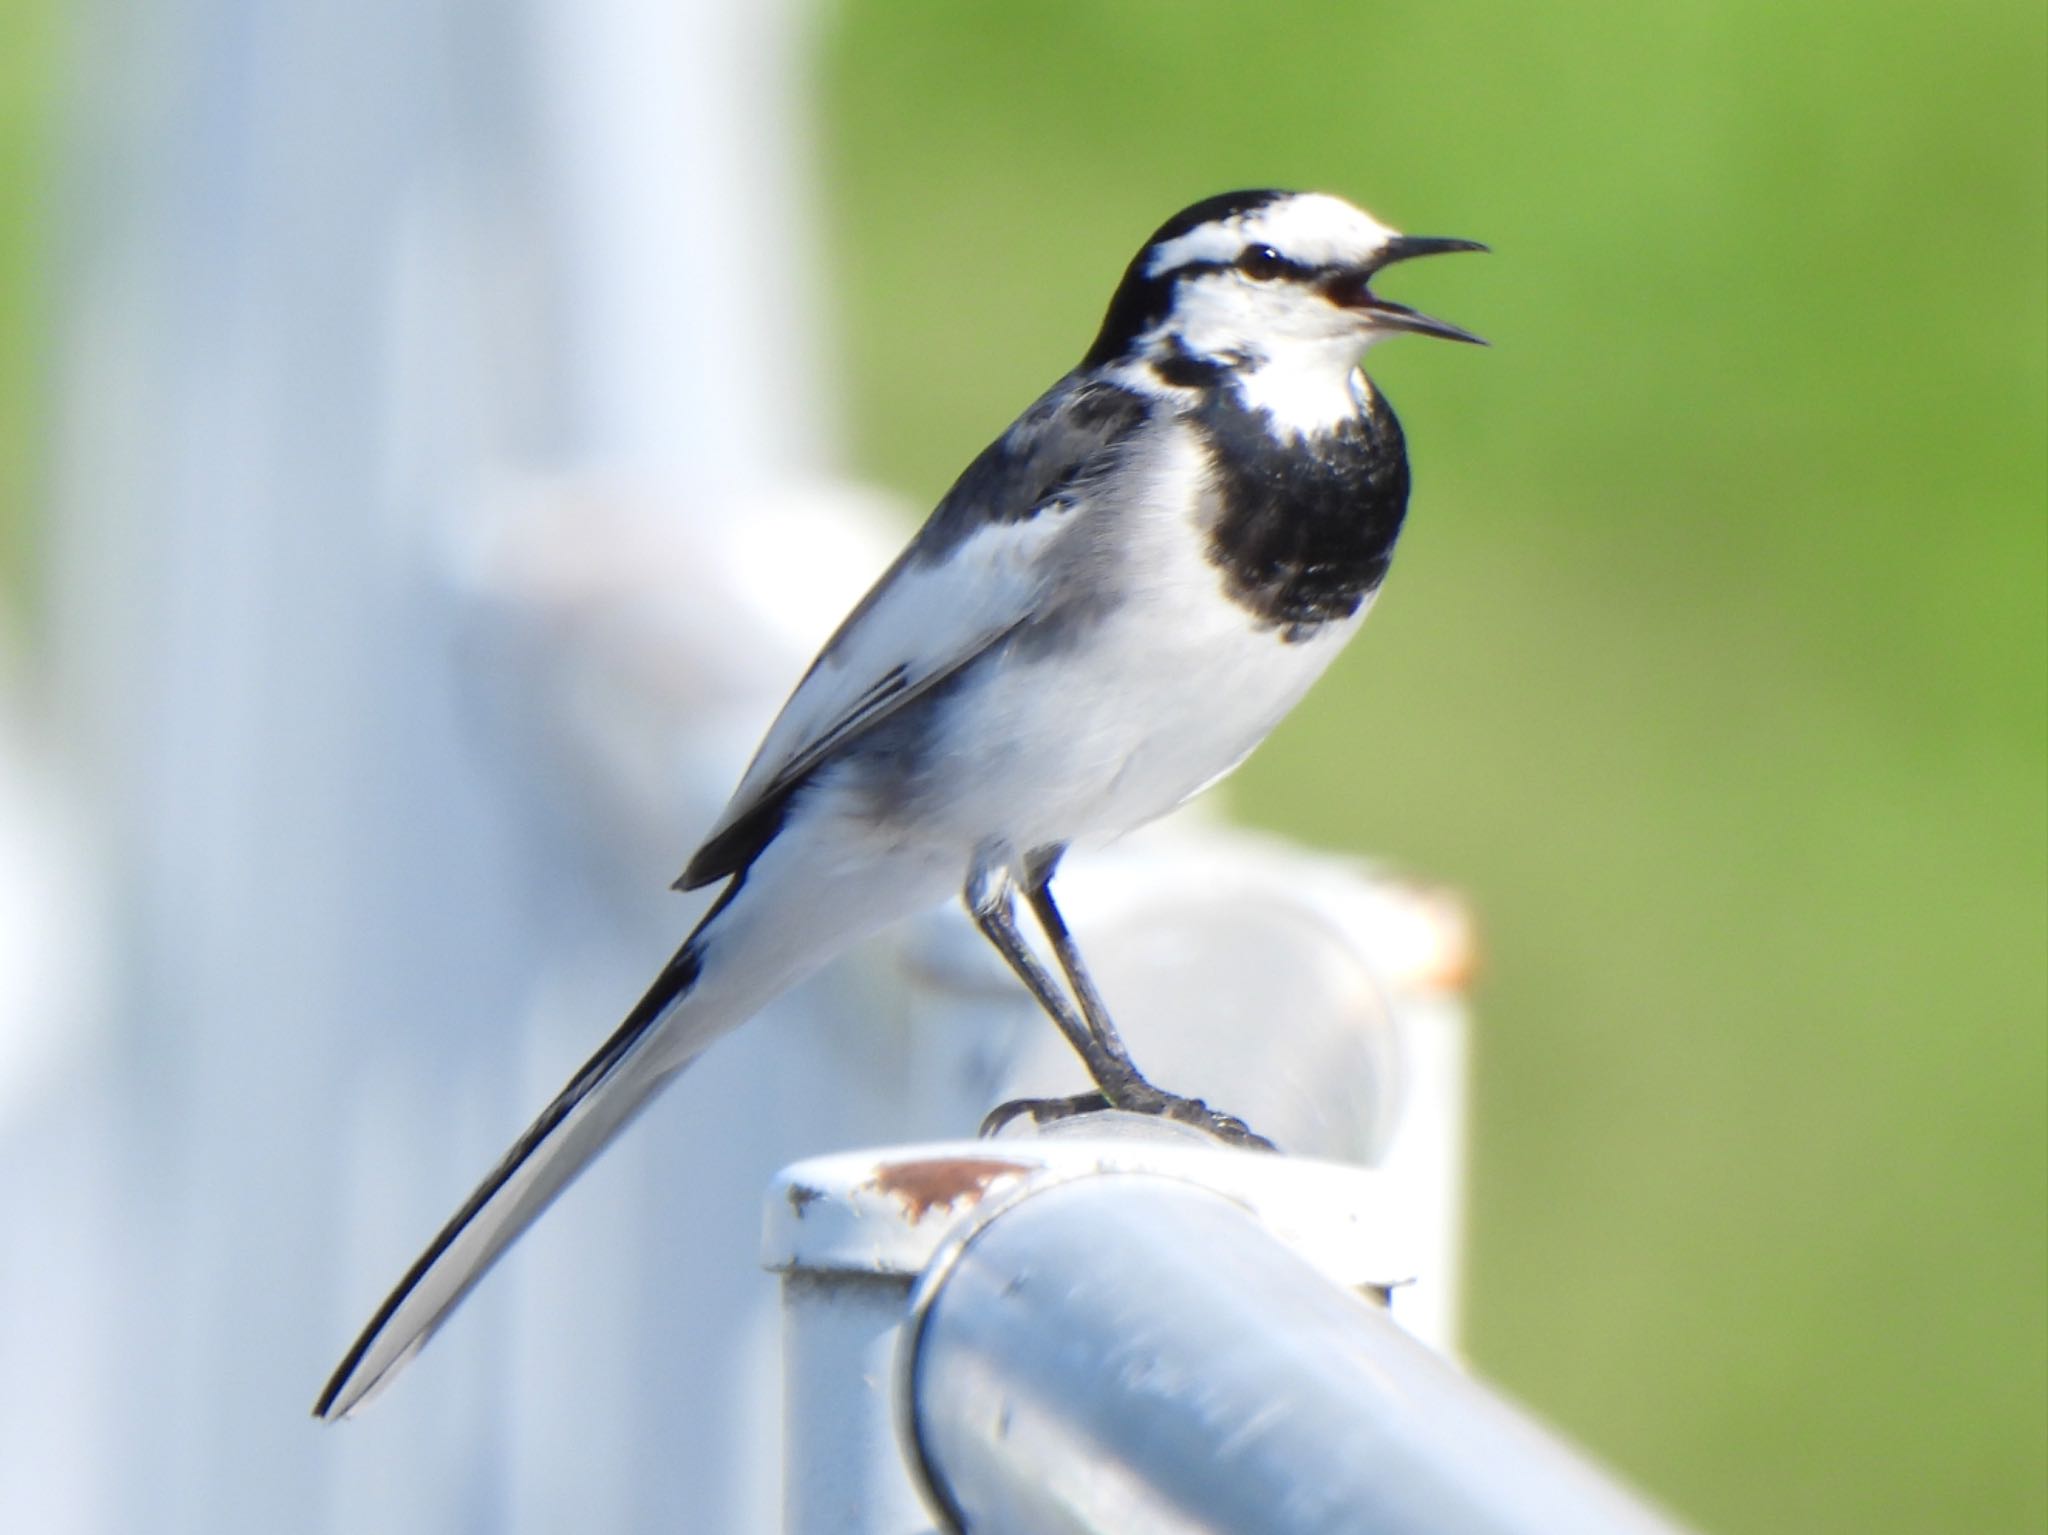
[
  {"xmin": 965, "ymin": 846, "xmax": 1120, "ymax": 1134},
  {"xmin": 982, "ymin": 845, "xmax": 1275, "ymax": 1151},
  {"xmin": 1017, "ymin": 845, "xmax": 1139, "ymax": 1072}
]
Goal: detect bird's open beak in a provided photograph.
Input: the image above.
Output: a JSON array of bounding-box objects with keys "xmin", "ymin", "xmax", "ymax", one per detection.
[{"xmin": 1326, "ymin": 235, "xmax": 1488, "ymax": 345}]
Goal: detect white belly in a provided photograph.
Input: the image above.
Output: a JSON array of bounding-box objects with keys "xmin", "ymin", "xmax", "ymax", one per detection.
[{"xmin": 924, "ymin": 497, "xmax": 1371, "ymax": 854}]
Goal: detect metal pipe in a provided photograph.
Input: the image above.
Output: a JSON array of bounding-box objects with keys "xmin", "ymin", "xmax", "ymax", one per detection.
[
  {"xmin": 767, "ymin": 1135, "xmax": 1423, "ymax": 1534},
  {"xmin": 901, "ymin": 1173, "xmax": 1692, "ymax": 1535}
]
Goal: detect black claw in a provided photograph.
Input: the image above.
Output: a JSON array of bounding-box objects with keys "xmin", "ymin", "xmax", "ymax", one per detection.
[{"xmin": 980, "ymin": 1092, "xmax": 1112, "ymax": 1137}]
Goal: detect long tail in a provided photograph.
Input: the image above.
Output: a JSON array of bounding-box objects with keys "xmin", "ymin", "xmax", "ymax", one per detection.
[
  {"xmin": 313, "ymin": 930, "xmax": 715, "ymax": 1420},
  {"xmin": 314, "ymin": 810, "xmax": 955, "ymax": 1420}
]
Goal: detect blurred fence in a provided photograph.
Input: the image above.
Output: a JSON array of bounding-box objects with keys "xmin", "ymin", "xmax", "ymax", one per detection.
[{"xmin": 18, "ymin": 1, "xmax": 864, "ymax": 1529}]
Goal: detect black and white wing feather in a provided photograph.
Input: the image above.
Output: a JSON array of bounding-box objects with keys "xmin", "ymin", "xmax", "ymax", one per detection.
[{"xmin": 679, "ymin": 378, "xmax": 1152, "ymax": 888}]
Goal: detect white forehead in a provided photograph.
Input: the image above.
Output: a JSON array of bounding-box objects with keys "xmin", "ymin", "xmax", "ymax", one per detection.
[{"xmin": 1146, "ymin": 193, "xmax": 1399, "ymax": 276}]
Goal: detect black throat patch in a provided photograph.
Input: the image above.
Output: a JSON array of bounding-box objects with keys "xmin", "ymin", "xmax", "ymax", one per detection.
[{"xmin": 1197, "ymin": 379, "xmax": 1410, "ymax": 642}]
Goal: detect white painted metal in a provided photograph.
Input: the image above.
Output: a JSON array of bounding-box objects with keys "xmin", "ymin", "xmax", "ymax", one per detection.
[
  {"xmin": 770, "ymin": 1140, "xmax": 1692, "ymax": 1535},
  {"xmin": 783, "ymin": 1269, "xmax": 943, "ymax": 1535},
  {"xmin": 768, "ymin": 1137, "xmax": 1422, "ymax": 1535},
  {"xmin": 905, "ymin": 1173, "xmax": 1693, "ymax": 1535}
]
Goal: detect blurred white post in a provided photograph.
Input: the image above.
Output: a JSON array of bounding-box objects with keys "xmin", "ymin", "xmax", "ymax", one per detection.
[{"xmin": 31, "ymin": 1, "xmax": 897, "ymax": 1532}]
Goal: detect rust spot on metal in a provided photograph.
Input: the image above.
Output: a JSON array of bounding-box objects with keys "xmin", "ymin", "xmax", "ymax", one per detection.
[
  {"xmin": 869, "ymin": 1157, "xmax": 1032, "ymax": 1221},
  {"xmin": 786, "ymin": 1182, "xmax": 824, "ymax": 1217}
]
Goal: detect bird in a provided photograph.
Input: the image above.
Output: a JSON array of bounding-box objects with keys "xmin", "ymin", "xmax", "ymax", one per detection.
[{"xmin": 314, "ymin": 188, "xmax": 1484, "ymax": 1419}]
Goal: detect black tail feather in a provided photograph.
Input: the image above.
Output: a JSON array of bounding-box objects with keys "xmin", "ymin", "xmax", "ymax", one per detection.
[{"xmin": 313, "ymin": 937, "xmax": 706, "ymax": 1418}]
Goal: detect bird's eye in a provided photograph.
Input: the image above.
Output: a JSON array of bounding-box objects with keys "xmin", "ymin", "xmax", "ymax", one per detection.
[{"xmin": 1236, "ymin": 245, "xmax": 1290, "ymax": 280}]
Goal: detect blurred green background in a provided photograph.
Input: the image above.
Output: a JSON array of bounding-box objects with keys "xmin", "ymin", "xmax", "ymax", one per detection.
[
  {"xmin": 0, "ymin": 0, "xmax": 59, "ymax": 617},
  {"xmin": 812, "ymin": 3, "xmax": 2045, "ymax": 1533},
  {"xmin": 2, "ymin": 0, "xmax": 2041, "ymax": 1531}
]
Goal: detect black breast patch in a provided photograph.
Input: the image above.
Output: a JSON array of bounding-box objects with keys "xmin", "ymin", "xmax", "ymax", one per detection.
[{"xmin": 1199, "ymin": 384, "xmax": 1410, "ymax": 642}]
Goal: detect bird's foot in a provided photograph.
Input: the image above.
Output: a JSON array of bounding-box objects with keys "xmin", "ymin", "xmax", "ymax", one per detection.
[
  {"xmin": 980, "ymin": 1083, "xmax": 1277, "ymax": 1152},
  {"xmin": 1115, "ymin": 1083, "xmax": 1278, "ymax": 1152}
]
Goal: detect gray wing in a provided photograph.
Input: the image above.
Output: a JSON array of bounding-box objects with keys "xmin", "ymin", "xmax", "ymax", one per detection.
[{"xmin": 678, "ymin": 378, "xmax": 1152, "ymax": 888}]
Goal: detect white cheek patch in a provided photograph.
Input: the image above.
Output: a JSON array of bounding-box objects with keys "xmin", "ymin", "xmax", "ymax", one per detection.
[
  {"xmin": 1165, "ymin": 274, "xmax": 1273, "ymax": 350},
  {"xmin": 1161, "ymin": 273, "xmax": 1342, "ymax": 351}
]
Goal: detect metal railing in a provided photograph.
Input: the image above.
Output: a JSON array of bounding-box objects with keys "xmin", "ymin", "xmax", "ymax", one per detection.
[{"xmin": 768, "ymin": 1130, "xmax": 1695, "ymax": 1535}]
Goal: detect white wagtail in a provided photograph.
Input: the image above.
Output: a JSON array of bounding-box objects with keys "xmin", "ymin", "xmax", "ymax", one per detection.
[{"xmin": 315, "ymin": 189, "xmax": 1484, "ymax": 1418}]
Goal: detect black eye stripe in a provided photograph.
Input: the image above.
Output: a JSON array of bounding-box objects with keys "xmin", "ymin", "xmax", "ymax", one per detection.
[
  {"xmin": 1158, "ymin": 250, "xmax": 1321, "ymax": 285},
  {"xmin": 1236, "ymin": 244, "xmax": 1308, "ymax": 281}
]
